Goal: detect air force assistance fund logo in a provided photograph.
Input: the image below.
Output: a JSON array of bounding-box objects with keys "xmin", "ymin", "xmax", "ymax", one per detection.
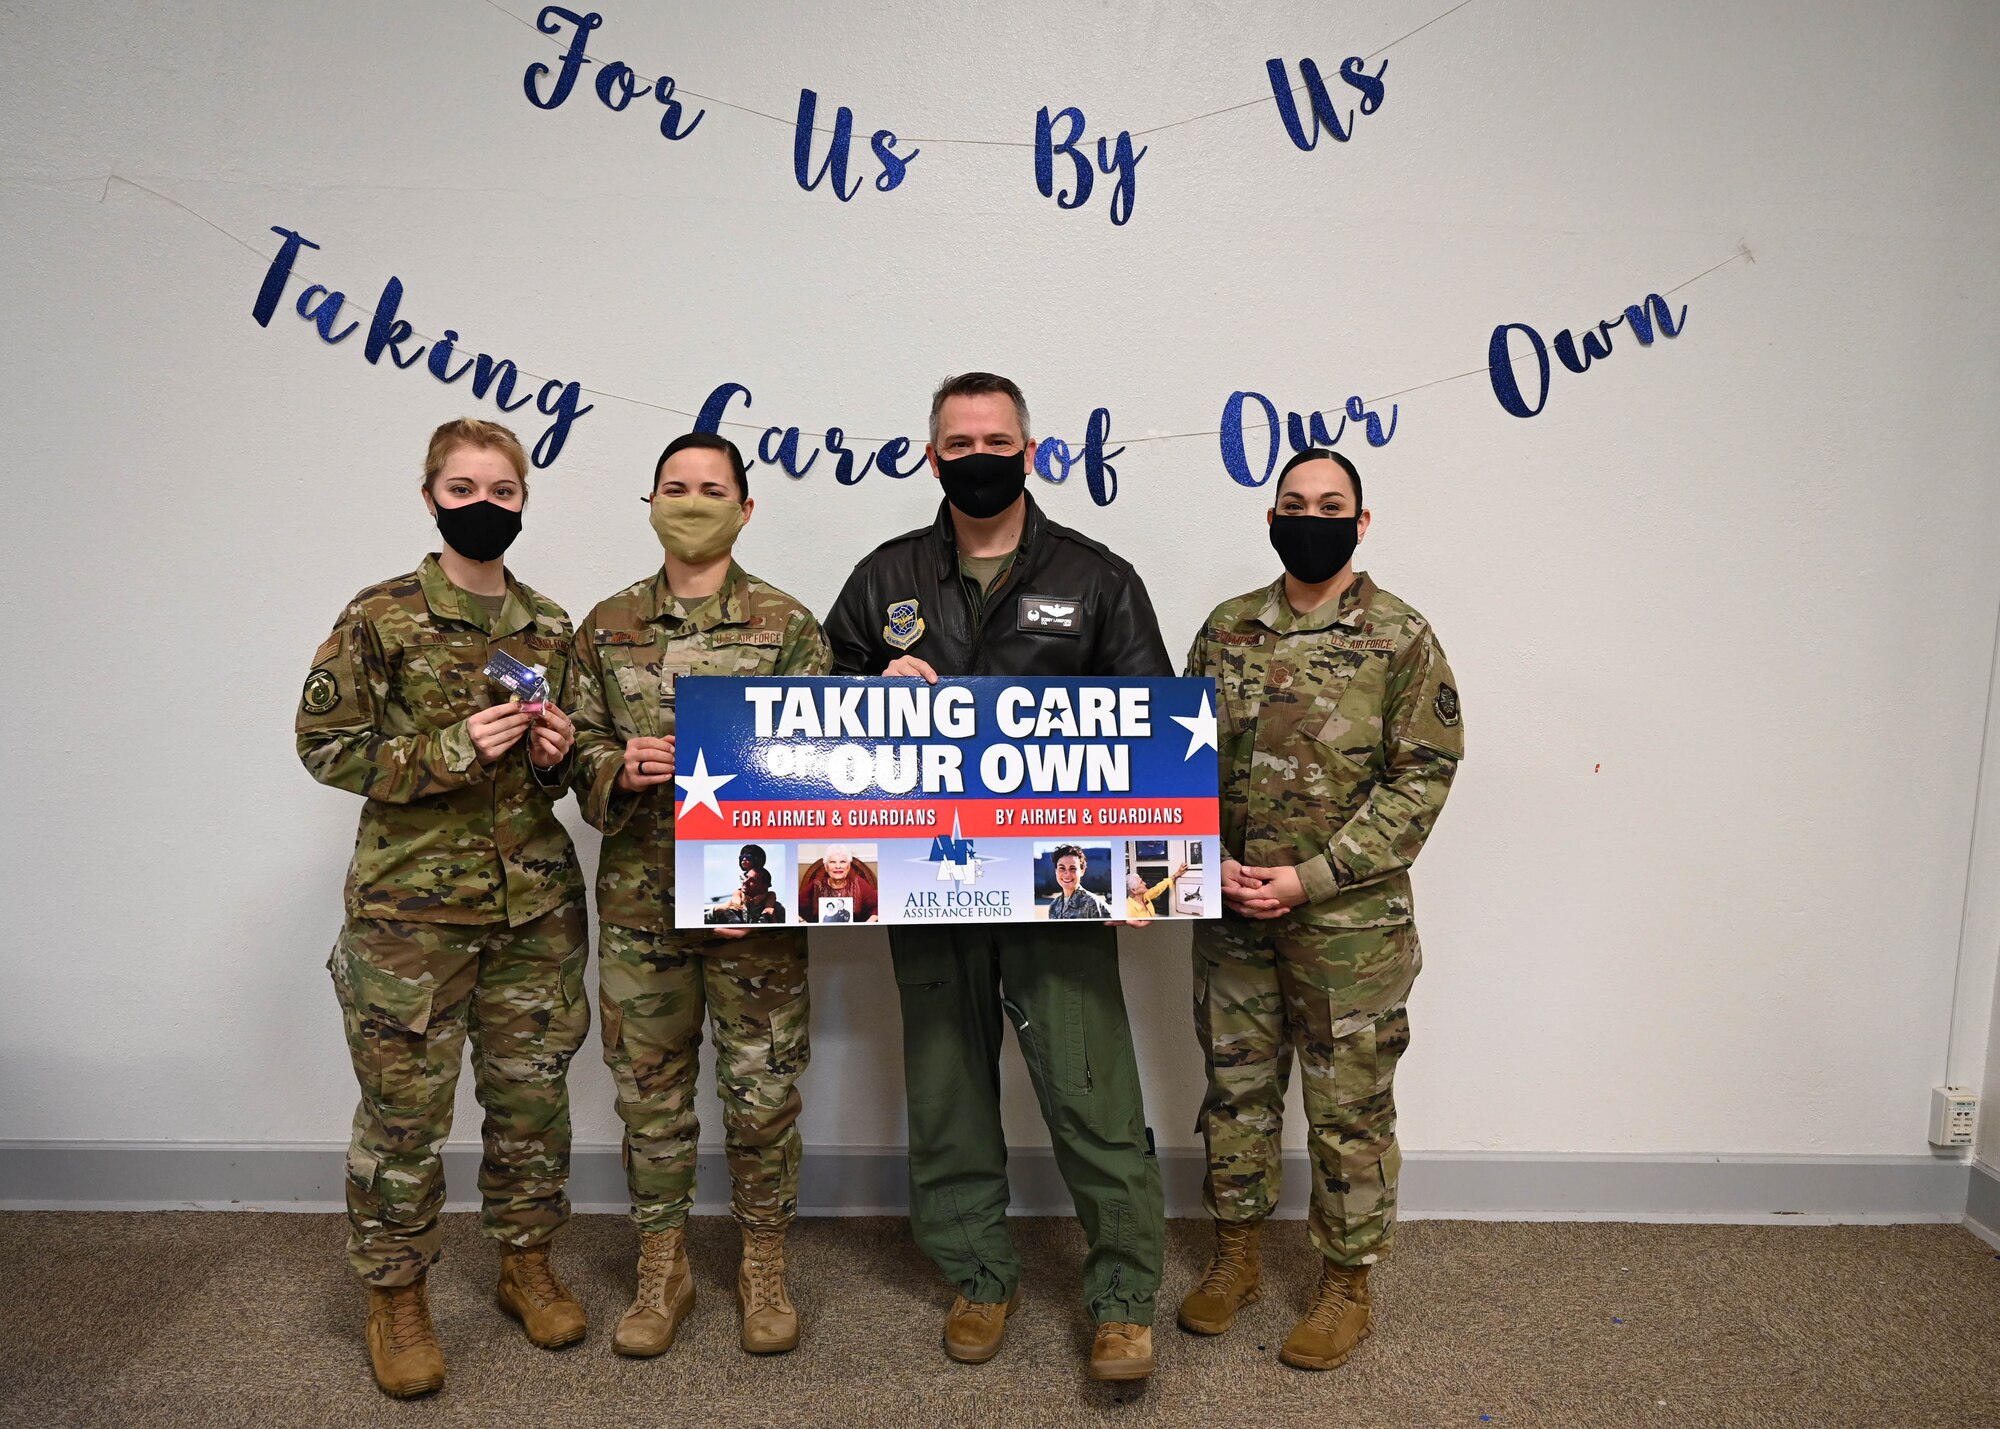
[
  {"xmin": 883, "ymin": 598, "xmax": 925, "ymax": 652},
  {"xmin": 903, "ymin": 813, "xmax": 1011, "ymax": 919}
]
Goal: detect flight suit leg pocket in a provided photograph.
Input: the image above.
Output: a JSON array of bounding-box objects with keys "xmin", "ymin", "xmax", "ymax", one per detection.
[
  {"xmin": 891, "ymin": 938, "xmax": 959, "ymax": 990},
  {"xmin": 892, "ymin": 936, "xmax": 963, "ymax": 1109}
]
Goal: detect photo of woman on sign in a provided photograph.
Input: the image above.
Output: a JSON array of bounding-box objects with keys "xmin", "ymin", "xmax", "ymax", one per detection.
[
  {"xmin": 1037, "ymin": 842, "xmax": 1114, "ymax": 920},
  {"xmin": 1125, "ymin": 839, "xmax": 1203, "ymax": 919},
  {"xmin": 709, "ymin": 866, "xmax": 788, "ymax": 924},
  {"xmin": 701, "ymin": 843, "xmax": 791, "ymax": 924},
  {"xmin": 797, "ymin": 844, "xmax": 880, "ymax": 923}
]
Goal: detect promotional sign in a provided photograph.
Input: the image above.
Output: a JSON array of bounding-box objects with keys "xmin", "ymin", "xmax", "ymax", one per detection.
[{"xmin": 671, "ymin": 676, "xmax": 1223, "ymax": 928}]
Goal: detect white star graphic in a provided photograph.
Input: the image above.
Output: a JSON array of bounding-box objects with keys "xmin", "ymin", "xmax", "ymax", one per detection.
[
  {"xmin": 674, "ymin": 748, "xmax": 736, "ymax": 820},
  {"xmin": 1172, "ymin": 690, "xmax": 1219, "ymax": 760}
]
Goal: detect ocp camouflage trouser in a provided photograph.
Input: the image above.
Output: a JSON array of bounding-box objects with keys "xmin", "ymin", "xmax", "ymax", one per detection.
[
  {"xmin": 598, "ymin": 922, "xmax": 810, "ymax": 1232},
  {"xmin": 329, "ymin": 902, "xmax": 590, "ymax": 1286},
  {"xmin": 1193, "ymin": 914, "xmax": 1419, "ymax": 1266}
]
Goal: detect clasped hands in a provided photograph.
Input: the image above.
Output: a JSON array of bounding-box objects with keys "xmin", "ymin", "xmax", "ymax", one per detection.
[{"xmin": 1222, "ymin": 858, "xmax": 1307, "ymax": 919}]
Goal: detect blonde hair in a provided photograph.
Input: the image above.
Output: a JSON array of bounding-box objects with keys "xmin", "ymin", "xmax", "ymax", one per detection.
[{"xmin": 422, "ymin": 417, "xmax": 529, "ymax": 493}]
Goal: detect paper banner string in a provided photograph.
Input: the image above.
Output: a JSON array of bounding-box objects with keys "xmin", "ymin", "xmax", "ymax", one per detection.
[
  {"xmin": 99, "ymin": 173, "xmax": 1753, "ymax": 446},
  {"xmin": 474, "ymin": 0, "xmax": 1484, "ymax": 145}
]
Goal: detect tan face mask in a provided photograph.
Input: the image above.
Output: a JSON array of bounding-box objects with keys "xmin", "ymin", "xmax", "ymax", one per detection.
[{"xmin": 650, "ymin": 493, "xmax": 743, "ymax": 564}]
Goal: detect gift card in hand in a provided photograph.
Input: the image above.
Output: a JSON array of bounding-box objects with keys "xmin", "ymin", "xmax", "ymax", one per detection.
[{"xmin": 484, "ymin": 649, "xmax": 548, "ymax": 705}]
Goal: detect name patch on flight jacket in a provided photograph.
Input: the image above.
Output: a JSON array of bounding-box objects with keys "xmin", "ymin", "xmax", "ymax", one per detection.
[{"xmin": 1018, "ymin": 596, "xmax": 1082, "ymax": 635}]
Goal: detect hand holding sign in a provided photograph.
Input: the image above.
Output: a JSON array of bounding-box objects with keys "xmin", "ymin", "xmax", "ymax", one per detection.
[{"xmin": 883, "ymin": 655, "xmax": 939, "ymax": 684}]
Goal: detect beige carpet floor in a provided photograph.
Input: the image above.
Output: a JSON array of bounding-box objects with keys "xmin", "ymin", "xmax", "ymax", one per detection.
[{"xmin": 1, "ymin": 1213, "xmax": 1996, "ymax": 1427}]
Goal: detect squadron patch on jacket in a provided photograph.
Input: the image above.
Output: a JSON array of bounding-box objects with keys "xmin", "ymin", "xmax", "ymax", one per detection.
[
  {"xmin": 302, "ymin": 667, "xmax": 339, "ymax": 715},
  {"xmin": 1434, "ymin": 683, "xmax": 1460, "ymax": 727},
  {"xmin": 883, "ymin": 598, "xmax": 925, "ymax": 651}
]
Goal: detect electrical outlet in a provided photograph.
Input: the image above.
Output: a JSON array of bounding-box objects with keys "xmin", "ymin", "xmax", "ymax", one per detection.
[{"xmin": 1927, "ymin": 1086, "xmax": 1978, "ymax": 1148}]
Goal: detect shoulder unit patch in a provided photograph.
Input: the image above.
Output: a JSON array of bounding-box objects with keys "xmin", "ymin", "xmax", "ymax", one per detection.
[
  {"xmin": 302, "ymin": 668, "xmax": 339, "ymax": 715},
  {"xmin": 883, "ymin": 598, "xmax": 924, "ymax": 651}
]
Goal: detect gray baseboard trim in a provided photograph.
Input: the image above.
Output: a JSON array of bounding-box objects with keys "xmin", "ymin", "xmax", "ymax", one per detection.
[
  {"xmin": 0, "ymin": 1141, "xmax": 1978, "ymax": 1226},
  {"xmin": 1966, "ymin": 1158, "xmax": 2000, "ymax": 1249}
]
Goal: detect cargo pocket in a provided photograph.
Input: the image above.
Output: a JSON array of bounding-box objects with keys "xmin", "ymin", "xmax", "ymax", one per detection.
[
  {"xmin": 1329, "ymin": 1004, "xmax": 1411, "ymax": 1106},
  {"xmin": 543, "ymin": 943, "xmax": 592, "ymax": 1059},
  {"xmin": 767, "ymin": 990, "xmax": 811, "ymax": 1084},
  {"xmin": 340, "ymin": 948, "xmax": 437, "ymax": 1113},
  {"xmin": 599, "ymin": 991, "xmax": 643, "ymax": 1103},
  {"xmin": 344, "ymin": 1145, "xmax": 380, "ymax": 1194}
]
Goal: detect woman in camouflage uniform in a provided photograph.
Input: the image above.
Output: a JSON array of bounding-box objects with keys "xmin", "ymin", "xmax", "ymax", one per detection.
[
  {"xmin": 296, "ymin": 418, "xmax": 590, "ymax": 1399},
  {"xmin": 567, "ymin": 432, "xmax": 831, "ymax": 1361},
  {"xmin": 1178, "ymin": 448, "xmax": 1463, "ymax": 1373}
]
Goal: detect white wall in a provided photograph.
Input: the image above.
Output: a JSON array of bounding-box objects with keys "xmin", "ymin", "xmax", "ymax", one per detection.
[
  {"xmin": 4, "ymin": 1, "xmax": 1999, "ymax": 1170},
  {"xmin": 1974, "ymin": 614, "xmax": 2000, "ymax": 1173}
]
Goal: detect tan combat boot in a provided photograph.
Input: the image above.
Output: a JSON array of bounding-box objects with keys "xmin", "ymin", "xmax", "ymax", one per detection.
[
  {"xmin": 737, "ymin": 1225, "xmax": 799, "ymax": 1353},
  {"xmin": 1280, "ymin": 1262, "xmax": 1372, "ymax": 1371},
  {"xmin": 365, "ymin": 1281, "xmax": 444, "ymax": 1399},
  {"xmin": 613, "ymin": 1227, "xmax": 696, "ymax": 1358},
  {"xmin": 497, "ymin": 1244, "xmax": 587, "ymax": 1349},
  {"xmin": 1089, "ymin": 1322, "xmax": 1155, "ymax": 1382},
  {"xmin": 1177, "ymin": 1220, "xmax": 1263, "ymax": 1334},
  {"xmin": 943, "ymin": 1288, "xmax": 1021, "ymax": 1364}
]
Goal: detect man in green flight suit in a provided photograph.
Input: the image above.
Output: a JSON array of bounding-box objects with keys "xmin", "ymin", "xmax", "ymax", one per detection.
[
  {"xmin": 1179, "ymin": 447, "xmax": 1463, "ymax": 1372},
  {"xmin": 567, "ymin": 432, "xmax": 831, "ymax": 1360},
  {"xmin": 825, "ymin": 372, "xmax": 1170, "ymax": 1382}
]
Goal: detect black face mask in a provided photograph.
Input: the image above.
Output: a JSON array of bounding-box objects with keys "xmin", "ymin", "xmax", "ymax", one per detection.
[
  {"xmin": 1268, "ymin": 514, "xmax": 1359, "ymax": 585},
  {"xmin": 936, "ymin": 450, "xmax": 1028, "ymax": 519},
  {"xmin": 433, "ymin": 499, "xmax": 522, "ymax": 562}
]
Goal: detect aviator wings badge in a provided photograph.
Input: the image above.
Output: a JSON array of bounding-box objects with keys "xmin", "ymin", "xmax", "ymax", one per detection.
[{"xmin": 883, "ymin": 598, "xmax": 925, "ymax": 652}]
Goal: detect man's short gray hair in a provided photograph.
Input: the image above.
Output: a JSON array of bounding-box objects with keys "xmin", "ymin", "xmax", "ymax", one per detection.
[{"xmin": 929, "ymin": 371, "xmax": 1032, "ymax": 448}]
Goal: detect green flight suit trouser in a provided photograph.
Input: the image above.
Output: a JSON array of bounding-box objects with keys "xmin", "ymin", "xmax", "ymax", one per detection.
[{"xmin": 889, "ymin": 920, "xmax": 1164, "ymax": 1326}]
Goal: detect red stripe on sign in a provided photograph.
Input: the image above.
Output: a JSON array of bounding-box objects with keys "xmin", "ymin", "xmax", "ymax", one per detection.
[{"xmin": 672, "ymin": 798, "xmax": 1220, "ymax": 840}]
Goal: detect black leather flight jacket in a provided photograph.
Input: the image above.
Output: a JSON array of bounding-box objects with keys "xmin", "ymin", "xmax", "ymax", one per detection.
[{"xmin": 826, "ymin": 496, "xmax": 1171, "ymax": 679}]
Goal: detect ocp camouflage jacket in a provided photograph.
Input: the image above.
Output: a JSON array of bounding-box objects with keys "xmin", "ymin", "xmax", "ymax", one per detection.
[
  {"xmin": 568, "ymin": 563, "xmax": 830, "ymax": 934},
  {"xmin": 296, "ymin": 555, "xmax": 583, "ymax": 927},
  {"xmin": 1185, "ymin": 572, "xmax": 1463, "ymax": 929}
]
